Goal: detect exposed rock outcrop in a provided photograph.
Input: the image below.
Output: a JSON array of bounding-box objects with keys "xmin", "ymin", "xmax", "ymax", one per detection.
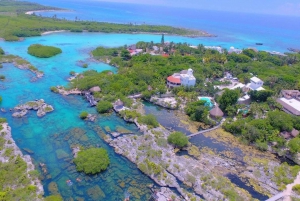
[
  {"xmin": 0, "ymin": 123, "xmax": 44, "ymax": 197},
  {"xmin": 12, "ymin": 99, "xmax": 54, "ymax": 118}
]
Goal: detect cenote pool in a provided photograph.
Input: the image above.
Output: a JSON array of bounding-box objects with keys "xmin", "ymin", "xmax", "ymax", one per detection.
[{"xmin": 0, "ymin": 32, "xmax": 267, "ymax": 200}]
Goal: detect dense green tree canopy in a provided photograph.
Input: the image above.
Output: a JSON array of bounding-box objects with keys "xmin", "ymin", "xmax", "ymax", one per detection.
[
  {"xmin": 28, "ymin": 44, "xmax": 62, "ymax": 58},
  {"xmin": 74, "ymin": 148, "xmax": 110, "ymax": 174},
  {"xmin": 218, "ymin": 89, "xmax": 240, "ymax": 113},
  {"xmin": 96, "ymin": 101, "xmax": 113, "ymax": 113},
  {"xmin": 138, "ymin": 114, "xmax": 159, "ymax": 128},
  {"xmin": 249, "ymin": 90, "xmax": 273, "ymax": 102},
  {"xmin": 167, "ymin": 131, "xmax": 189, "ymax": 148},
  {"xmin": 288, "ymin": 138, "xmax": 300, "ymax": 154}
]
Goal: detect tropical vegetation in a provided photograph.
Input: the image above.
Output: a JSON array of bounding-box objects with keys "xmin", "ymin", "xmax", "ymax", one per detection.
[
  {"xmin": 73, "ymin": 148, "xmax": 110, "ymax": 174},
  {"xmin": 79, "ymin": 111, "xmax": 88, "ymax": 119},
  {"xmin": 28, "ymin": 44, "xmax": 62, "ymax": 58},
  {"xmin": 0, "ymin": 1, "xmax": 205, "ymax": 41},
  {"xmin": 167, "ymin": 131, "xmax": 189, "ymax": 148},
  {"xmin": 96, "ymin": 101, "xmax": 113, "ymax": 113}
]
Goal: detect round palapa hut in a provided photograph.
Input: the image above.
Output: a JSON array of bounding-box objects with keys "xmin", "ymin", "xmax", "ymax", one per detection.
[{"xmin": 210, "ymin": 106, "xmax": 224, "ymax": 118}]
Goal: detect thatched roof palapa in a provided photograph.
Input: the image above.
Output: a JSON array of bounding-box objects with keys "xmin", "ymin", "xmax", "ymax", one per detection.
[{"xmin": 210, "ymin": 106, "xmax": 224, "ymax": 118}]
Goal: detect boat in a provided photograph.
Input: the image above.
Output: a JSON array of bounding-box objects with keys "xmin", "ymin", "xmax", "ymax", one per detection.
[{"xmin": 255, "ymin": 43, "xmax": 263, "ymax": 45}]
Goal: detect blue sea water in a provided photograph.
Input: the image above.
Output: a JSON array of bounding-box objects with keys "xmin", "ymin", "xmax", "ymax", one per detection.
[{"xmin": 26, "ymin": 0, "xmax": 300, "ymax": 52}]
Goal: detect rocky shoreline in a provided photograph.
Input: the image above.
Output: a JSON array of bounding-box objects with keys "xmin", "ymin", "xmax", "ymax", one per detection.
[
  {"xmin": 12, "ymin": 99, "xmax": 54, "ymax": 118},
  {"xmin": 0, "ymin": 123, "xmax": 44, "ymax": 198},
  {"xmin": 97, "ymin": 105, "xmax": 285, "ymax": 200},
  {"xmin": 0, "ymin": 55, "xmax": 44, "ymax": 79}
]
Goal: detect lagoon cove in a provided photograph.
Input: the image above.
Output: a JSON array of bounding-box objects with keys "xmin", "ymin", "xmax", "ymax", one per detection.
[{"xmin": 1, "ymin": 1, "xmax": 300, "ymax": 201}]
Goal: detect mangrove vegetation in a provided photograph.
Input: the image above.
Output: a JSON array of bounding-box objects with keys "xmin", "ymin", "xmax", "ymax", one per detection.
[{"xmin": 28, "ymin": 44, "xmax": 62, "ymax": 58}]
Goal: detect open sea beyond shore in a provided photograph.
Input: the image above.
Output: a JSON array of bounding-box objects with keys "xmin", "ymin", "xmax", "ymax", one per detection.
[{"xmin": 26, "ymin": 0, "xmax": 300, "ymax": 52}]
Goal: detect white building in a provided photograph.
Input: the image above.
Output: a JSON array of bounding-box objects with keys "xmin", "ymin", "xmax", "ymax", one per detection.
[
  {"xmin": 167, "ymin": 69, "xmax": 196, "ymax": 88},
  {"xmin": 246, "ymin": 76, "xmax": 265, "ymax": 91},
  {"xmin": 180, "ymin": 69, "xmax": 196, "ymax": 87},
  {"xmin": 204, "ymin": 46, "xmax": 223, "ymax": 53},
  {"xmin": 228, "ymin": 46, "xmax": 242, "ymax": 54}
]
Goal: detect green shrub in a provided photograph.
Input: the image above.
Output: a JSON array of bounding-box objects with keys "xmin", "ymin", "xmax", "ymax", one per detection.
[
  {"xmin": 69, "ymin": 71, "xmax": 76, "ymax": 76},
  {"xmin": 96, "ymin": 101, "xmax": 112, "ymax": 113},
  {"xmin": 74, "ymin": 148, "xmax": 110, "ymax": 174},
  {"xmin": 0, "ymin": 47, "xmax": 4, "ymax": 55},
  {"xmin": 138, "ymin": 114, "xmax": 159, "ymax": 128},
  {"xmin": 3, "ymin": 35, "xmax": 19, "ymax": 41},
  {"xmin": 167, "ymin": 131, "xmax": 189, "ymax": 148},
  {"xmin": 80, "ymin": 111, "xmax": 88, "ymax": 119},
  {"xmin": 82, "ymin": 63, "xmax": 88, "ymax": 68},
  {"xmin": 50, "ymin": 86, "xmax": 59, "ymax": 93},
  {"xmin": 0, "ymin": 118, "xmax": 7, "ymax": 123},
  {"xmin": 0, "ymin": 96, "xmax": 2, "ymax": 103},
  {"xmin": 119, "ymin": 110, "xmax": 141, "ymax": 120},
  {"xmin": 293, "ymin": 184, "xmax": 300, "ymax": 194},
  {"xmin": 288, "ymin": 138, "xmax": 300, "ymax": 154},
  {"xmin": 28, "ymin": 44, "xmax": 62, "ymax": 58},
  {"xmin": 0, "ymin": 75, "xmax": 5, "ymax": 80},
  {"xmin": 255, "ymin": 141, "xmax": 268, "ymax": 151}
]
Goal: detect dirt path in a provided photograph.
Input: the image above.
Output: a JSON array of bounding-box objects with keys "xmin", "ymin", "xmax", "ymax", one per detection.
[{"xmin": 283, "ymin": 172, "xmax": 300, "ymax": 201}]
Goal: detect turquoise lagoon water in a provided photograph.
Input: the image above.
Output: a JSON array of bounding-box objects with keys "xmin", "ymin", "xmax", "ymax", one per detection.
[
  {"xmin": 0, "ymin": 32, "xmax": 206, "ymax": 200},
  {"xmin": 0, "ymin": 32, "xmax": 271, "ymax": 201}
]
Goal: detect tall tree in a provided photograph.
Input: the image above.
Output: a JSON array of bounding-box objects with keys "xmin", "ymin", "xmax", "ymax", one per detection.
[
  {"xmin": 218, "ymin": 89, "xmax": 239, "ymax": 113},
  {"xmin": 161, "ymin": 34, "xmax": 165, "ymax": 45}
]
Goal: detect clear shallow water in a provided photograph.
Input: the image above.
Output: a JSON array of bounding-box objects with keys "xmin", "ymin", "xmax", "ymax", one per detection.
[
  {"xmin": 0, "ymin": 33, "xmax": 197, "ymax": 200},
  {"xmin": 26, "ymin": 0, "xmax": 300, "ymax": 52},
  {"xmin": 0, "ymin": 32, "xmax": 276, "ymax": 200}
]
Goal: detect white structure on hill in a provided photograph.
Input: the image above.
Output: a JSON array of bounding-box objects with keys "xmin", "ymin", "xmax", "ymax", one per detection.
[
  {"xmin": 228, "ymin": 46, "xmax": 242, "ymax": 54},
  {"xmin": 167, "ymin": 69, "xmax": 196, "ymax": 88},
  {"xmin": 246, "ymin": 76, "xmax": 265, "ymax": 91}
]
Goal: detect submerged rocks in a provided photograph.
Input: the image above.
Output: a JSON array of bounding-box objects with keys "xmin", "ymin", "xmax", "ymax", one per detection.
[
  {"xmin": 12, "ymin": 99, "xmax": 54, "ymax": 118},
  {"xmin": 12, "ymin": 109, "xmax": 28, "ymax": 117}
]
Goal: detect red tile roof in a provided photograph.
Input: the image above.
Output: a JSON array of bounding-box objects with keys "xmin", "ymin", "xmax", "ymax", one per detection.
[{"xmin": 167, "ymin": 76, "xmax": 181, "ymax": 84}]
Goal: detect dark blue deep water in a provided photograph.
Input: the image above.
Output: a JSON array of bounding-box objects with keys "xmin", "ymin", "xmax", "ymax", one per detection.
[{"xmin": 27, "ymin": 0, "xmax": 300, "ymax": 52}]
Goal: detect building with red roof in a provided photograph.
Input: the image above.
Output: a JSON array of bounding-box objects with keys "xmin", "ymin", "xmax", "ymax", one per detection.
[{"xmin": 167, "ymin": 69, "xmax": 196, "ymax": 88}]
